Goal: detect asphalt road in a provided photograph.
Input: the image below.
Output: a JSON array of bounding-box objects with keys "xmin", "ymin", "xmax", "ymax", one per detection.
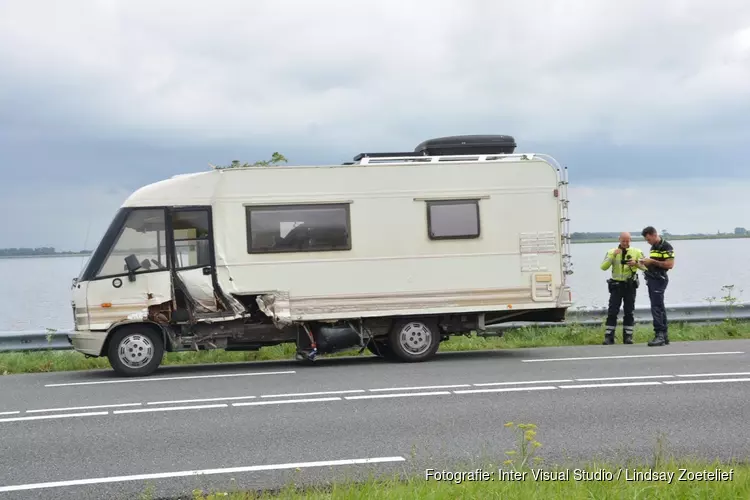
[{"xmin": 1, "ymin": 339, "xmax": 750, "ymax": 499}]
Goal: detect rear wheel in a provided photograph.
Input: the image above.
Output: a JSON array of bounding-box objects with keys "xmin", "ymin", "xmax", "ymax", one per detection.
[
  {"xmin": 388, "ymin": 318, "xmax": 440, "ymax": 362},
  {"xmin": 107, "ymin": 325, "xmax": 164, "ymax": 377}
]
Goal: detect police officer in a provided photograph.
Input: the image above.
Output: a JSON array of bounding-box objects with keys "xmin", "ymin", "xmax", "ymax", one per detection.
[
  {"xmin": 639, "ymin": 226, "xmax": 675, "ymax": 347},
  {"xmin": 600, "ymin": 232, "xmax": 645, "ymax": 345}
]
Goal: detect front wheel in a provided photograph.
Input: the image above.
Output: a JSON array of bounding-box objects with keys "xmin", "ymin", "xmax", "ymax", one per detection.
[
  {"xmin": 388, "ymin": 318, "xmax": 440, "ymax": 362},
  {"xmin": 107, "ymin": 325, "xmax": 164, "ymax": 377}
]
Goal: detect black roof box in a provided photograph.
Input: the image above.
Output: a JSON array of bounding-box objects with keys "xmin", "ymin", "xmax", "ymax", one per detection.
[{"xmin": 414, "ymin": 135, "xmax": 516, "ymax": 156}]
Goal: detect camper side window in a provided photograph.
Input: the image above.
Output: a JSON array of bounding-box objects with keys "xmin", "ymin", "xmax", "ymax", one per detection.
[
  {"xmin": 172, "ymin": 209, "xmax": 211, "ymax": 269},
  {"xmin": 246, "ymin": 204, "xmax": 351, "ymax": 254},
  {"xmin": 426, "ymin": 199, "xmax": 480, "ymax": 240}
]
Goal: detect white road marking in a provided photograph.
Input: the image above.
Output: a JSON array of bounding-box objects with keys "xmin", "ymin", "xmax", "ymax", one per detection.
[
  {"xmin": 26, "ymin": 403, "xmax": 142, "ymax": 413},
  {"xmin": 663, "ymin": 378, "xmax": 750, "ymax": 385},
  {"xmin": 574, "ymin": 375, "xmax": 674, "ymax": 382},
  {"xmin": 472, "ymin": 379, "xmax": 572, "ymax": 387},
  {"xmin": 260, "ymin": 390, "xmax": 365, "ymax": 398},
  {"xmin": 345, "ymin": 391, "xmax": 451, "ymax": 400},
  {"xmin": 234, "ymin": 397, "xmax": 341, "ymax": 407},
  {"xmin": 559, "ymin": 382, "xmax": 663, "ymax": 389},
  {"xmin": 522, "ymin": 352, "xmax": 744, "ymax": 363},
  {"xmin": 45, "ymin": 370, "xmax": 296, "ymax": 387},
  {"xmin": 454, "ymin": 386, "xmax": 557, "ymax": 394},
  {"xmin": 147, "ymin": 396, "xmax": 257, "ymax": 405},
  {"xmin": 0, "ymin": 456, "xmax": 407, "ymax": 493},
  {"xmin": 368, "ymin": 384, "xmax": 470, "ymax": 392},
  {"xmin": 113, "ymin": 404, "xmax": 227, "ymax": 414},
  {"xmin": 19, "ymin": 369, "xmax": 750, "ymax": 420},
  {"xmin": 1, "ymin": 411, "xmax": 109, "ymax": 424}
]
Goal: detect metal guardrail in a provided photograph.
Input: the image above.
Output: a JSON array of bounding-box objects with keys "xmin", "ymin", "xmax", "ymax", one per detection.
[
  {"xmin": 0, "ymin": 302, "xmax": 748, "ymax": 352},
  {"xmin": 486, "ymin": 302, "xmax": 750, "ymax": 331},
  {"xmin": 0, "ymin": 330, "xmax": 73, "ymax": 352}
]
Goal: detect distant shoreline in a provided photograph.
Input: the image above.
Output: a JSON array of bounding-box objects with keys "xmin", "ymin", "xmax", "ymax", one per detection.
[
  {"xmin": 0, "ymin": 253, "xmax": 91, "ymax": 260},
  {"xmin": 1, "ymin": 234, "xmax": 748, "ymax": 259},
  {"xmin": 572, "ymin": 235, "xmax": 750, "ymax": 244}
]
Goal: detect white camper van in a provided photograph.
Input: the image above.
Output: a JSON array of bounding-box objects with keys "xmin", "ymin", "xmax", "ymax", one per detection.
[{"xmin": 69, "ymin": 135, "xmax": 573, "ymax": 376}]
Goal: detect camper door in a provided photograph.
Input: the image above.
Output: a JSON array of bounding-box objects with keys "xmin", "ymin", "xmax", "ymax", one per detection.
[
  {"xmin": 169, "ymin": 207, "xmax": 218, "ymax": 314},
  {"xmin": 85, "ymin": 208, "xmax": 172, "ymax": 331}
]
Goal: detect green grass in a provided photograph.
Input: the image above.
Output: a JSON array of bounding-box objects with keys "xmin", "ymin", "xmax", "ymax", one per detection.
[
  {"xmin": 159, "ymin": 423, "xmax": 749, "ymax": 499},
  {"xmin": 2, "ymin": 320, "xmax": 750, "ymax": 375},
  {"xmin": 183, "ymin": 463, "xmax": 750, "ymax": 500}
]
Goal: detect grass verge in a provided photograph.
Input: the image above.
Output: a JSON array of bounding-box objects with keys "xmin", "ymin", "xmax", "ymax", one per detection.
[
  {"xmin": 184, "ymin": 463, "xmax": 750, "ymax": 500},
  {"xmin": 151, "ymin": 423, "xmax": 749, "ymax": 499},
  {"xmin": 2, "ymin": 320, "xmax": 749, "ymax": 375}
]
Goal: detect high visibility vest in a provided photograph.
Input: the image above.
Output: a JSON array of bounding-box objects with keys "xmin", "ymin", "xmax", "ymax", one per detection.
[{"xmin": 600, "ymin": 246, "xmax": 645, "ymax": 282}]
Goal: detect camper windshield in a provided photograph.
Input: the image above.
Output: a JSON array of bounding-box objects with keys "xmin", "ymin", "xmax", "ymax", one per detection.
[{"xmin": 96, "ymin": 208, "xmax": 168, "ymax": 278}]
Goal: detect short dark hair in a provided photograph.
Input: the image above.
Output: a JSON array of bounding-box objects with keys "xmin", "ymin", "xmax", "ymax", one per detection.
[{"xmin": 641, "ymin": 226, "xmax": 657, "ymax": 237}]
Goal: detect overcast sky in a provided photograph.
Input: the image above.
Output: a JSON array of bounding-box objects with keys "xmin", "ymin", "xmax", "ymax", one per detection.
[{"xmin": 1, "ymin": 1, "xmax": 749, "ymax": 250}]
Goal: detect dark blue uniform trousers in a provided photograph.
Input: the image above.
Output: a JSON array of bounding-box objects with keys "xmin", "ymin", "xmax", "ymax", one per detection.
[{"xmin": 646, "ymin": 276, "xmax": 669, "ymax": 335}]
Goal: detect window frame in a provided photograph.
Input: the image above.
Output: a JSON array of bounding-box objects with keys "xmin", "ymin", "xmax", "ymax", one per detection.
[
  {"xmin": 171, "ymin": 209, "xmax": 212, "ymax": 271},
  {"xmin": 245, "ymin": 203, "xmax": 353, "ymax": 255},
  {"xmin": 92, "ymin": 207, "xmax": 170, "ymax": 280},
  {"xmin": 425, "ymin": 199, "xmax": 481, "ymax": 241}
]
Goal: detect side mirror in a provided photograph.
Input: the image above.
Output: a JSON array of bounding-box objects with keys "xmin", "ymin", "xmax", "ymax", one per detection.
[{"xmin": 124, "ymin": 254, "xmax": 141, "ymax": 281}]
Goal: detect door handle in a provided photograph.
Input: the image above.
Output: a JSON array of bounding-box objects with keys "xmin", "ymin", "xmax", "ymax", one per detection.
[{"xmin": 202, "ymin": 267, "xmax": 212, "ymax": 276}]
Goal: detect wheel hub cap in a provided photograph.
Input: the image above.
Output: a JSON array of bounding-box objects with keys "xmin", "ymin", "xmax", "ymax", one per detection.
[
  {"xmin": 118, "ymin": 334, "xmax": 154, "ymax": 368},
  {"xmin": 399, "ymin": 322, "xmax": 432, "ymax": 355}
]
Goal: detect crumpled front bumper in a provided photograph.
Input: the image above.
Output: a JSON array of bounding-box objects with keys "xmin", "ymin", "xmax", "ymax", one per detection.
[{"xmin": 68, "ymin": 330, "xmax": 107, "ymax": 356}]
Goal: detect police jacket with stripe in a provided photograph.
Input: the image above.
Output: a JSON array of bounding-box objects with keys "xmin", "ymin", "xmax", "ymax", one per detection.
[{"xmin": 645, "ymin": 238, "xmax": 674, "ymax": 280}]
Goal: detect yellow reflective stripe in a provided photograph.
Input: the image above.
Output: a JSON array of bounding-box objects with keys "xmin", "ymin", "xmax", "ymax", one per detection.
[
  {"xmin": 650, "ymin": 251, "xmax": 674, "ymax": 259},
  {"xmin": 612, "ymin": 266, "xmax": 638, "ymax": 279}
]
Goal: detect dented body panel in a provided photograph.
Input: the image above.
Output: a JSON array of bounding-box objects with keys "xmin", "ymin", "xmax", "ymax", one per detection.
[{"xmin": 85, "ymin": 270, "xmax": 172, "ymax": 331}]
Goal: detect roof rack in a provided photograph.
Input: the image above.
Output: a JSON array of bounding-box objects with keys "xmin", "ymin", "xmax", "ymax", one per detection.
[
  {"xmin": 352, "ymin": 151, "xmax": 427, "ymax": 161},
  {"xmin": 352, "ymin": 153, "xmax": 535, "ymax": 165},
  {"xmin": 348, "ymin": 134, "xmax": 520, "ymax": 165}
]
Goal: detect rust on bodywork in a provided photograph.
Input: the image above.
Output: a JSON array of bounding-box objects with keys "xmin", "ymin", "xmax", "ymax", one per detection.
[{"xmin": 148, "ymin": 301, "xmax": 172, "ymax": 324}]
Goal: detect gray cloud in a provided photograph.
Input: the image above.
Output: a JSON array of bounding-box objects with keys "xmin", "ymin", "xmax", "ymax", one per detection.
[
  {"xmin": 0, "ymin": 0, "xmax": 749, "ymax": 248},
  {"xmin": 2, "ymin": 1, "xmax": 749, "ymax": 145}
]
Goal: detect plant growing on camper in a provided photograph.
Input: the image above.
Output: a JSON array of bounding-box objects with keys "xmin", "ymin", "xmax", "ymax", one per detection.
[{"xmin": 213, "ymin": 152, "xmax": 288, "ymax": 169}]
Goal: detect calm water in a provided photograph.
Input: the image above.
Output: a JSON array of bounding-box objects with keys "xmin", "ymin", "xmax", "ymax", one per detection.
[{"xmin": 1, "ymin": 239, "xmax": 747, "ymax": 331}]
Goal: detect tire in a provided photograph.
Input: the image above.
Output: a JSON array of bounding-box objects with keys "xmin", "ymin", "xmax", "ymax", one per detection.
[
  {"xmin": 107, "ymin": 325, "xmax": 164, "ymax": 377},
  {"xmin": 387, "ymin": 318, "xmax": 440, "ymax": 362}
]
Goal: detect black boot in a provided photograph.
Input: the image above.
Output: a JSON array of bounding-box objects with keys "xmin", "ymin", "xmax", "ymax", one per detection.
[
  {"xmin": 664, "ymin": 333, "xmax": 670, "ymax": 345},
  {"xmin": 603, "ymin": 329, "xmax": 615, "ymax": 345},
  {"xmin": 623, "ymin": 327, "xmax": 634, "ymax": 344},
  {"xmin": 647, "ymin": 332, "xmax": 666, "ymax": 347}
]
